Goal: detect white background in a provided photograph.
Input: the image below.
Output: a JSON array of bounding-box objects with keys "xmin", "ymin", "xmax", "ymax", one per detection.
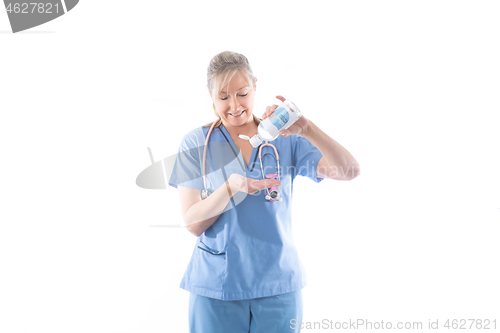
[{"xmin": 1, "ymin": 1, "xmax": 499, "ymax": 332}]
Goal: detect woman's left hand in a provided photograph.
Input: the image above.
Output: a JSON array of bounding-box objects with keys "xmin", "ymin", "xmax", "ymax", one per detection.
[{"xmin": 262, "ymin": 95, "xmax": 311, "ymax": 137}]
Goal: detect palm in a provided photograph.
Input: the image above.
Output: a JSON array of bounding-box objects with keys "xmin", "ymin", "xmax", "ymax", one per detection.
[
  {"xmin": 229, "ymin": 174, "xmax": 280, "ymax": 195},
  {"xmin": 286, "ymin": 115, "xmax": 309, "ymax": 136}
]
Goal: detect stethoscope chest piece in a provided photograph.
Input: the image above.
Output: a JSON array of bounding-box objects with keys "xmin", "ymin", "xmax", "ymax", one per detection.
[
  {"xmin": 265, "ymin": 190, "xmax": 282, "ymax": 202},
  {"xmin": 264, "ymin": 172, "xmax": 282, "ymax": 202},
  {"xmin": 200, "ymin": 188, "xmax": 213, "ymax": 200}
]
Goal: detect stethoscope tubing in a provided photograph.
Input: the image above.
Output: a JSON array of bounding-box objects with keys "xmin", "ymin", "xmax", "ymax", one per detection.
[
  {"xmin": 202, "ymin": 120, "xmax": 219, "ymax": 191},
  {"xmin": 202, "ymin": 119, "xmax": 280, "ymax": 201}
]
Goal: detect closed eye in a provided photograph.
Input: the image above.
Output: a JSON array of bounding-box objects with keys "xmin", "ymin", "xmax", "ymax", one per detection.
[{"xmin": 220, "ymin": 93, "xmax": 248, "ymax": 101}]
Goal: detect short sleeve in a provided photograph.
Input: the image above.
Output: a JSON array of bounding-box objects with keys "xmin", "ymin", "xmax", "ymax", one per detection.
[
  {"xmin": 168, "ymin": 130, "xmax": 205, "ymax": 190},
  {"xmin": 292, "ymin": 135, "xmax": 324, "ymax": 183}
]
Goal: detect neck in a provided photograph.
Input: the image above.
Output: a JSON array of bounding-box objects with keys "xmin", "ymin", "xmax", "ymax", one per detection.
[{"xmin": 223, "ymin": 115, "xmax": 258, "ymax": 138}]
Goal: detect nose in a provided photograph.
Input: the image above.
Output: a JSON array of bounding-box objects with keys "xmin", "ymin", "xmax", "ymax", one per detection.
[{"xmin": 230, "ymin": 96, "xmax": 241, "ymax": 112}]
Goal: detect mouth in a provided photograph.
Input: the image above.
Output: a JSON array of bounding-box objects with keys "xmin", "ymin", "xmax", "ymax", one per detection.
[{"xmin": 228, "ymin": 110, "xmax": 245, "ymax": 118}]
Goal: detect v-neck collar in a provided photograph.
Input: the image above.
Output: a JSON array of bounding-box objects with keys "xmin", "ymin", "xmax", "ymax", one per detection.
[{"xmin": 220, "ymin": 124, "xmax": 257, "ymax": 172}]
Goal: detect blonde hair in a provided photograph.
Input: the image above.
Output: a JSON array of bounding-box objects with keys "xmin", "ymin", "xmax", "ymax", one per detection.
[{"xmin": 204, "ymin": 51, "xmax": 260, "ymax": 128}]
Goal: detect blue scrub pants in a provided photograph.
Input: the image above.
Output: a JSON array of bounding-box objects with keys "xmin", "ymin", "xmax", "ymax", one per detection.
[{"xmin": 188, "ymin": 290, "xmax": 303, "ymax": 333}]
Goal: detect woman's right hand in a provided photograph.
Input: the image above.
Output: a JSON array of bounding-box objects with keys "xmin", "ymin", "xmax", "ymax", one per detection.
[{"xmin": 228, "ymin": 173, "xmax": 281, "ymax": 195}]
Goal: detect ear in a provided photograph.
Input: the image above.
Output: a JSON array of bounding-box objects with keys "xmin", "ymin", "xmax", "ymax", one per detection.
[{"xmin": 254, "ymin": 77, "xmax": 257, "ymax": 90}]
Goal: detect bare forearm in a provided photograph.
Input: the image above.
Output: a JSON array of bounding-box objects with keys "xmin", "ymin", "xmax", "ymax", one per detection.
[
  {"xmin": 184, "ymin": 181, "xmax": 235, "ymax": 237},
  {"xmin": 302, "ymin": 121, "xmax": 360, "ymax": 179},
  {"xmin": 180, "ymin": 174, "xmax": 280, "ymax": 237}
]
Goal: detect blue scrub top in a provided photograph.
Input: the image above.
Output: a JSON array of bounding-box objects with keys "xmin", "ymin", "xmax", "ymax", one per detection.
[{"xmin": 169, "ymin": 123, "xmax": 324, "ymax": 301}]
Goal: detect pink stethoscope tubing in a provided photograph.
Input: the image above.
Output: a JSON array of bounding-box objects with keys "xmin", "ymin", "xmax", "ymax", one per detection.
[
  {"xmin": 258, "ymin": 142, "xmax": 281, "ymax": 202},
  {"xmin": 202, "ymin": 120, "xmax": 281, "ymax": 202}
]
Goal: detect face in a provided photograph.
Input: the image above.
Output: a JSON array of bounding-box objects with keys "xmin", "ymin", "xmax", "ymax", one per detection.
[{"xmin": 211, "ymin": 70, "xmax": 256, "ymax": 128}]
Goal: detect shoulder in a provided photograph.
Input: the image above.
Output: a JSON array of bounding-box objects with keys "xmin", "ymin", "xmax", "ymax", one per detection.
[
  {"xmin": 291, "ymin": 134, "xmax": 313, "ymax": 147},
  {"xmin": 284, "ymin": 134, "xmax": 317, "ymax": 157},
  {"xmin": 274, "ymin": 133, "xmax": 302, "ymax": 149},
  {"xmin": 179, "ymin": 126, "xmax": 208, "ymax": 147},
  {"xmin": 185, "ymin": 126, "xmax": 208, "ymax": 138}
]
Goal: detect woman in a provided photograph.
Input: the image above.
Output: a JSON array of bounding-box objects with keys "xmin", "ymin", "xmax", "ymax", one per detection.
[{"xmin": 169, "ymin": 51, "xmax": 360, "ymax": 332}]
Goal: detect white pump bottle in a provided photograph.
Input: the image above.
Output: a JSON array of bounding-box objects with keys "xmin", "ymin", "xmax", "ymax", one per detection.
[{"xmin": 239, "ymin": 99, "xmax": 302, "ymax": 148}]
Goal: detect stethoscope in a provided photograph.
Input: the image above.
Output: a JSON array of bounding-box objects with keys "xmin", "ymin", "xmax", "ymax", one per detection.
[
  {"xmin": 257, "ymin": 142, "xmax": 282, "ymax": 202},
  {"xmin": 201, "ymin": 120, "xmax": 282, "ymax": 202}
]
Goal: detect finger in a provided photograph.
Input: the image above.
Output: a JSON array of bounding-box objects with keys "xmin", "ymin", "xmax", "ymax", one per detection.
[
  {"xmin": 262, "ymin": 106, "xmax": 271, "ymax": 119},
  {"xmin": 249, "ymin": 179, "xmax": 279, "ymax": 190},
  {"xmin": 276, "ymin": 95, "xmax": 286, "ymax": 102},
  {"xmin": 266, "ymin": 182, "xmax": 282, "ymax": 189},
  {"xmin": 257, "ymin": 179, "xmax": 281, "ymax": 188},
  {"xmin": 262, "ymin": 106, "xmax": 276, "ymax": 119},
  {"xmin": 279, "ymin": 129, "xmax": 290, "ymax": 138}
]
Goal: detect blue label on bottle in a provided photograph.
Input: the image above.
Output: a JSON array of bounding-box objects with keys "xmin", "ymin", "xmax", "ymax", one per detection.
[{"xmin": 269, "ymin": 107, "xmax": 290, "ymax": 129}]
